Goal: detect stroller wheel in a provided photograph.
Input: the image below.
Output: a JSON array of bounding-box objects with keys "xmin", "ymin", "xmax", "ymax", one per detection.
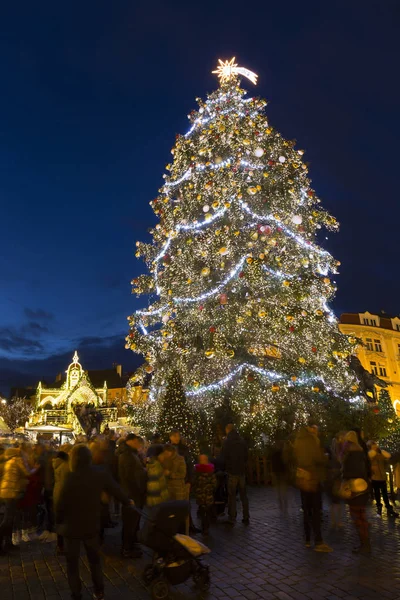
[
  {"xmin": 151, "ymin": 578, "xmax": 170, "ymax": 600},
  {"xmin": 193, "ymin": 566, "xmax": 210, "ymax": 591},
  {"xmin": 142, "ymin": 564, "xmax": 156, "ymax": 586}
]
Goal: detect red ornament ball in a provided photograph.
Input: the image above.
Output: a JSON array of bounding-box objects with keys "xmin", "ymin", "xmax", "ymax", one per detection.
[
  {"xmin": 373, "ymin": 407, "xmax": 380, "ymax": 414},
  {"xmin": 239, "ymin": 271, "xmax": 245, "ymax": 278},
  {"xmin": 312, "ymin": 346, "xmax": 317, "ymax": 353},
  {"xmin": 268, "ymin": 160, "xmax": 275, "ymax": 166},
  {"xmin": 209, "ymin": 326, "xmax": 216, "ymax": 333},
  {"xmin": 289, "ymin": 326, "xmax": 295, "ymax": 332},
  {"xmin": 199, "ymin": 305, "xmax": 204, "ymax": 311},
  {"xmin": 247, "ymin": 374, "xmax": 255, "ymax": 383}
]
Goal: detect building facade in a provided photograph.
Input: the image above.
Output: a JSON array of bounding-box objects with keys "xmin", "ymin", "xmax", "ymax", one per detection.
[
  {"xmin": 339, "ymin": 311, "xmax": 400, "ymax": 413},
  {"xmin": 30, "ymin": 352, "xmax": 118, "ymax": 431}
]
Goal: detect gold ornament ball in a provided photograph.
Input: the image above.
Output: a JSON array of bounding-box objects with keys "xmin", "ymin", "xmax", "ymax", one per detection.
[
  {"xmin": 205, "ymin": 349, "xmax": 215, "ymax": 358},
  {"xmin": 298, "ymin": 357, "xmax": 306, "ymax": 364},
  {"xmin": 271, "ymin": 385, "xmax": 280, "ymax": 392}
]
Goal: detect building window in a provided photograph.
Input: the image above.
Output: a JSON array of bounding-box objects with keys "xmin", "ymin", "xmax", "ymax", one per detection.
[
  {"xmin": 374, "ymin": 339, "xmax": 383, "ymax": 352},
  {"xmin": 370, "ymin": 361, "xmax": 378, "ymax": 375},
  {"xmin": 396, "ymin": 324, "xmax": 400, "ymax": 332},
  {"xmin": 379, "ymin": 365, "xmax": 387, "ymax": 377},
  {"xmin": 363, "ymin": 318, "xmax": 377, "ymax": 326},
  {"xmin": 366, "ymin": 338, "xmax": 373, "ymax": 351},
  {"xmin": 397, "ymin": 343, "xmax": 400, "ymax": 355}
]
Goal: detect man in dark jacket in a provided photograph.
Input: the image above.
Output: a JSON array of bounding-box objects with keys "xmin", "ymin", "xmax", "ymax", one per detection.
[
  {"xmin": 55, "ymin": 444, "xmax": 132, "ymax": 600},
  {"xmin": 221, "ymin": 424, "xmax": 250, "ymax": 524},
  {"xmin": 118, "ymin": 434, "xmax": 146, "ymax": 558}
]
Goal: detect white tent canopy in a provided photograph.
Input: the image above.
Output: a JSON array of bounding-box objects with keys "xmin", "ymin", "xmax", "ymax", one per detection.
[{"xmin": 26, "ymin": 424, "xmax": 73, "ymax": 433}]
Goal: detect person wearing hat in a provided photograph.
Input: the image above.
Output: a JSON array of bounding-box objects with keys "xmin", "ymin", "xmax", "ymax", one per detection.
[
  {"xmin": 342, "ymin": 431, "xmax": 371, "ymax": 554},
  {"xmin": 118, "ymin": 434, "xmax": 147, "ymax": 558}
]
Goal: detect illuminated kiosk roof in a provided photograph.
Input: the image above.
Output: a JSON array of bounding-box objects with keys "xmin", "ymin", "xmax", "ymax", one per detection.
[{"xmin": 36, "ymin": 351, "xmax": 106, "ymax": 408}]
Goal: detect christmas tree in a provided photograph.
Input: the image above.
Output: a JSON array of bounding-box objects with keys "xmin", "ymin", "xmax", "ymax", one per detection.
[
  {"xmin": 157, "ymin": 370, "xmax": 197, "ymax": 445},
  {"xmin": 126, "ymin": 58, "xmax": 359, "ymax": 445},
  {"xmin": 374, "ymin": 389, "xmax": 400, "ymax": 453}
]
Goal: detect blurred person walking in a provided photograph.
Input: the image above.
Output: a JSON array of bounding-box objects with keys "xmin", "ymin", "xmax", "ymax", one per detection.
[
  {"xmin": 0, "ymin": 446, "xmax": 35, "ymax": 552},
  {"xmin": 270, "ymin": 440, "xmax": 290, "ymax": 515},
  {"xmin": 221, "ymin": 424, "xmax": 249, "ymax": 525},
  {"xmin": 53, "ymin": 444, "xmax": 71, "ymax": 554},
  {"xmin": 293, "ymin": 421, "xmax": 332, "ymax": 552},
  {"xmin": 118, "ymin": 434, "xmax": 147, "ymax": 558},
  {"xmin": 193, "ymin": 453, "xmax": 217, "ymax": 535},
  {"xmin": 55, "ymin": 444, "xmax": 132, "ymax": 600},
  {"xmin": 342, "ymin": 431, "xmax": 371, "ymax": 554},
  {"xmin": 368, "ymin": 441, "xmax": 398, "ymax": 517},
  {"xmin": 163, "ymin": 444, "xmax": 187, "ymax": 501}
]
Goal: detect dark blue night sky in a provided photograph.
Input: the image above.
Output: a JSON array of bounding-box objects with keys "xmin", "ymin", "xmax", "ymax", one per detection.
[{"xmin": 0, "ymin": 1, "xmax": 399, "ymax": 394}]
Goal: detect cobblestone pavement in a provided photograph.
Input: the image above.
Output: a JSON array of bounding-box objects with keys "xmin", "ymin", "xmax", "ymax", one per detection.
[{"xmin": 2, "ymin": 487, "xmax": 400, "ymax": 600}]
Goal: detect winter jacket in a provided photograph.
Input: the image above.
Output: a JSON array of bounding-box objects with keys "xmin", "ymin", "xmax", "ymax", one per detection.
[
  {"xmin": 172, "ymin": 441, "xmax": 193, "ymax": 484},
  {"xmin": 0, "ymin": 448, "xmax": 31, "ymax": 499},
  {"xmin": 342, "ymin": 443, "xmax": 369, "ymax": 505},
  {"xmin": 193, "ymin": 463, "xmax": 217, "ymax": 506},
  {"xmin": 293, "ymin": 427, "xmax": 326, "ymax": 483},
  {"xmin": 52, "ymin": 452, "xmax": 70, "ymax": 508},
  {"xmin": 146, "ymin": 458, "xmax": 170, "ymax": 507},
  {"xmin": 221, "ymin": 430, "xmax": 248, "ymax": 476},
  {"xmin": 55, "ymin": 446, "xmax": 130, "ymax": 540},
  {"xmin": 118, "ymin": 442, "xmax": 147, "ymax": 506},
  {"xmin": 369, "ymin": 449, "xmax": 390, "ymax": 482},
  {"xmin": 165, "ymin": 454, "xmax": 187, "ymax": 501}
]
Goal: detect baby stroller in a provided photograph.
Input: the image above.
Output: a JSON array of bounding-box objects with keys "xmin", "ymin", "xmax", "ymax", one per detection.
[{"xmin": 138, "ymin": 500, "xmax": 210, "ymax": 599}]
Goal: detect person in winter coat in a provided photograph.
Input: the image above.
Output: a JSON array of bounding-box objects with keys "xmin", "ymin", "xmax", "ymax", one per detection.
[
  {"xmin": 193, "ymin": 454, "xmax": 217, "ymax": 534},
  {"xmin": 368, "ymin": 441, "xmax": 398, "ymax": 517},
  {"xmin": 118, "ymin": 434, "xmax": 147, "ymax": 558},
  {"xmin": 221, "ymin": 424, "xmax": 250, "ymax": 524},
  {"xmin": 270, "ymin": 440, "xmax": 291, "ymax": 515},
  {"xmin": 163, "ymin": 444, "xmax": 187, "ymax": 501},
  {"xmin": 342, "ymin": 431, "xmax": 371, "ymax": 554},
  {"xmin": 293, "ymin": 422, "xmax": 331, "ymax": 552},
  {"xmin": 53, "ymin": 445, "xmax": 71, "ymax": 554},
  {"xmin": 146, "ymin": 445, "xmax": 170, "ymax": 508},
  {"xmin": 169, "ymin": 430, "xmax": 199, "ymax": 533},
  {"xmin": 55, "ymin": 444, "xmax": 132, "ymax": 600},
  {"xmin": 0, "ymin": 447, "xmax": 33, "ymax": 552},
  {"xmin": 38, "ymin": 445, "xmax": 57, "ymax": 542},
  {"xmin": 326, "ymin": 434, "xmax": 345, "ymax": 530}
]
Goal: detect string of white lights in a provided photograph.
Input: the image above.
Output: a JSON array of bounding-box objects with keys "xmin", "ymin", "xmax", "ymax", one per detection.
[
  {"xmin": 165, "ymin": 157, "xmax": 264, "ymax": 189},
  {"xmin": 238, "ymin": 200, "xmax": 331, "ymax": 258},
  {"xmin": 173, "ymin": 256, "xmax": 246, "ymax": 303},
  {"xmin": 184, "ymin": 97, "xmax": 257, "ymax": 138},
  {"xmin": 136, "ymin": 306, "xmax": 168, "ymax": 317},
  {"xmin": 185, "ymin": 362, "xmax": 329, "ymax": 397}
]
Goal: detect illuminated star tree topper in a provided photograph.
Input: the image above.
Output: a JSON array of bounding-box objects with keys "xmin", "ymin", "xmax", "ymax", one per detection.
[{"xmin": 212, "ymin": 57, "xmax": 258, "ymax": 85}]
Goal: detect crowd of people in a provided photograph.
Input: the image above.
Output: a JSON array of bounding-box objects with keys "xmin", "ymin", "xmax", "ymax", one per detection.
[
  {"xmin": 0, "ymin": 424, "xmax": 249, "ymax": 600},
  {"xmin": 271, "ymin": 420, "xmax": 400, "ymax": 555},
  {"xmin": 0, "ymin": 420, "xmax": 398, "ymax": 599}
]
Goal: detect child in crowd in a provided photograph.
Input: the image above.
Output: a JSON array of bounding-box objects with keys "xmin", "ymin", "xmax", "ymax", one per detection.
[{"xmin": 193, "ymin": 453, "xmax": 217, "ymax": 535}]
